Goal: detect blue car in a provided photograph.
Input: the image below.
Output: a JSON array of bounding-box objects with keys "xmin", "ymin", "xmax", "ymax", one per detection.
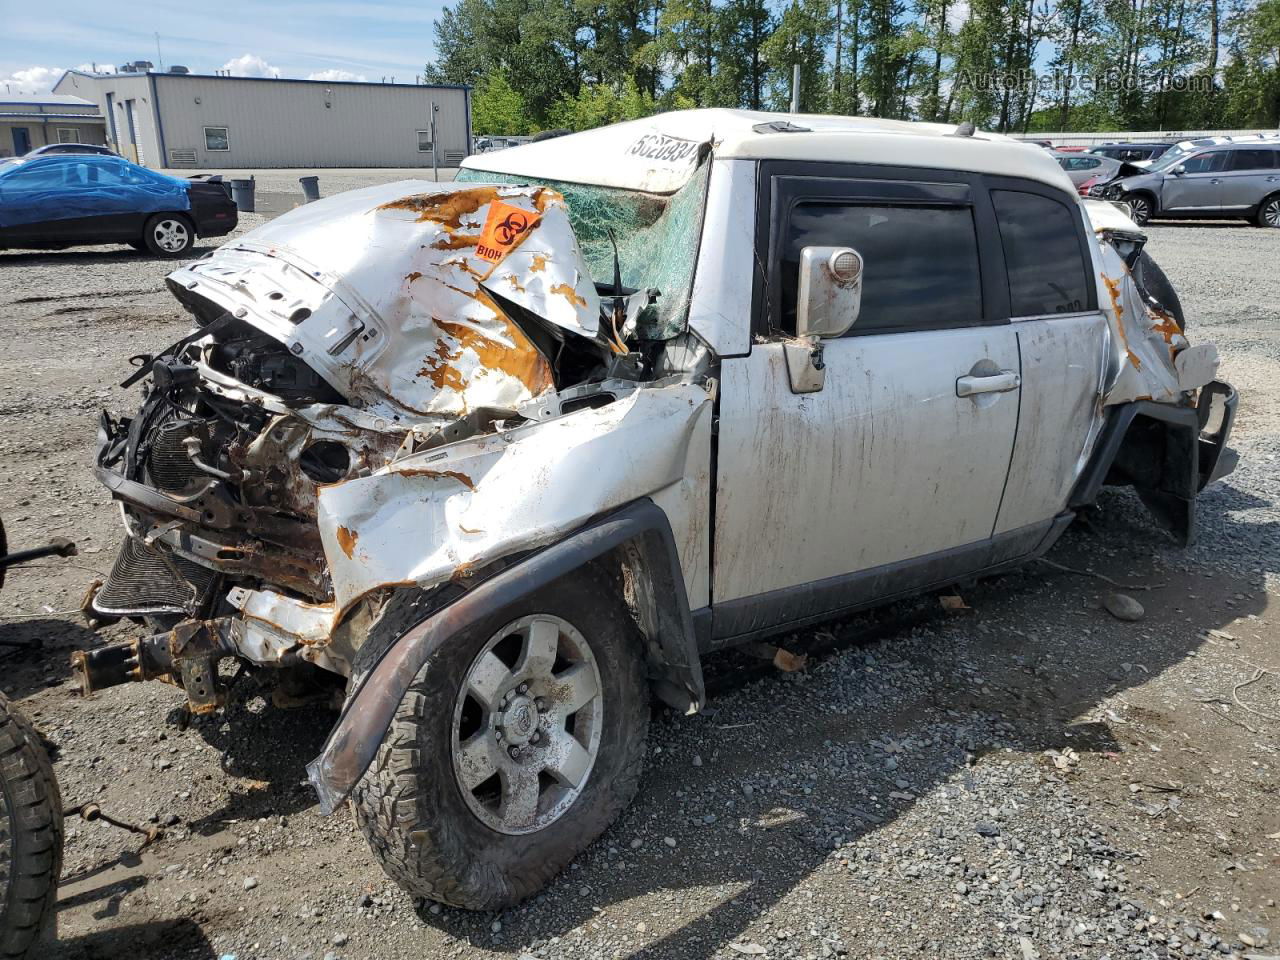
[{"xmin": 0, "ymin": 154, "xmax": 237, "ymax": 256}]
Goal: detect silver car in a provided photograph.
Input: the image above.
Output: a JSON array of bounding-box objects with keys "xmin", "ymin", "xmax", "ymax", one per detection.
[
  {"xmin": 1051, "ymin": 150, "xmax": 1122, "ymax": 188},
  {"xmin": 1107, "ymin": 141, "xmax": 1280, "ymax": 227}
]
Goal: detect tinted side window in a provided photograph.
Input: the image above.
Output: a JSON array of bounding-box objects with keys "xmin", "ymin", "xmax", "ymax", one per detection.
[
  {"xmin": 1181, "ymin": 152, "xmax": 1228, "ymax": 174},
  {"xmin": 781, "ymin": 202, "xmax": 982, "ymax": 334},
  {"xmin": 1229, "ymin": 149, "xmax": 1277, "ymax": 171},
  {"xmin": 991, "ymin": 189, "xmax": 1092, "ymax": 316}
]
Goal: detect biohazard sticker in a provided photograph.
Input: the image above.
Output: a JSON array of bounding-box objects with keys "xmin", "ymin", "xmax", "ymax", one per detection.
[{"xmin": 475, "ymin": 200, "xmax": 540, "ymax": 263}]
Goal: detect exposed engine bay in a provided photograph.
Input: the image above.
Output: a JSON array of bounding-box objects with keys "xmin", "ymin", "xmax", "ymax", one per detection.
[{"xmin": 77, "ymin": 178, "xmax": 717, "ymax": 711}]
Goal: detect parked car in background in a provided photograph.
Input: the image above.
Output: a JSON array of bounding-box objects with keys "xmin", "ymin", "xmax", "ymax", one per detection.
[
  {"xmin": 1105, "ymin": 140, "xmax": 1280, "ymax": 226},
  {"xmin": 1129, "ymin": 136, "xmax": 1230, "ymax": 169},
  {"xmin": 1088, "ymin": 142, "xmax": 1172, "ymax": 164},
  {"xmin": 1051, "ymin": 150, "xmax": 1123, "ymax": 187},
  {"xmin": 0, "ymin": 154, "xmax": 237, "ymax": 255},
  {"xmin": 23, "ymin": 142, "xmax": 117, "ymax": 158}
]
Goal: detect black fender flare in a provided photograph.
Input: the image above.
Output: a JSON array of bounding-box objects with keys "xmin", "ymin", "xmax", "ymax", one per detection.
[
  {"xmin": 306, "ymin": 498, "xmax": 704, "ymax": 814},
  {"xmin": 1069, "ymin": 381, "xmax": 1237, "ymax": 545}
]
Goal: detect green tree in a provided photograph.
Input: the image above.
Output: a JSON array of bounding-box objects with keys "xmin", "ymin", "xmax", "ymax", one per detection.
[
  {"xmin": 761, "ymin": 0, "xmax": 835, "ymax": 110},
  {"xmin": 472, "ymin": 71, "xmax": 533, "ymax": 133}
]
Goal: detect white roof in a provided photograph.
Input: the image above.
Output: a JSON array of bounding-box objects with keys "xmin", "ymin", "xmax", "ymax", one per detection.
[
  {"xmin": 462, "ymin": 108, "xmax": 1078, "ymax": 198},
  {"xmin": 0, "ymin": 92, "xmax": 97, "ymax": 107}
]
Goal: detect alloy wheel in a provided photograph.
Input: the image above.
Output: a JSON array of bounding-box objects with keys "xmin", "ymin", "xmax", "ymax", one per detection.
[
  {"xmin": 1264, "ymin": 198, "xmax": 1280, "ymax": 228},
  {"xmin": 451, "ymin": 614, "xmax": 603, "ymax": 834},
  {"xmin": 153, "ymin": 218, "xmax": 189, "ymax": 252}
]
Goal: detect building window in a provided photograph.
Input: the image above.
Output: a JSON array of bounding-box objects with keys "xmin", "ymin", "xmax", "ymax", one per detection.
[
  {"xmin": 57, "ymin": 128, "xmax": 81, "ymax": 143},
  {"xmin": 204, "ymin": 126, "xmax": 230, "ymax": 151},
  {"xmin": 417, "ymin": 131, "xmax": 433, "ymax": 153}
]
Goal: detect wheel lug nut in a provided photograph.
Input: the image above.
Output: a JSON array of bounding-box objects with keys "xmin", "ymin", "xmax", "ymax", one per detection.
[
  {"xmin": 517, "ymin": 683, "xmax": 528, "ymax": 694},
  {"xmin": 508, "ymin": 746, "xmax": 520, "ymax": 760},
  {"xmin": 535, "ymin": 698, "xmax": 546, "ymax": 713}
]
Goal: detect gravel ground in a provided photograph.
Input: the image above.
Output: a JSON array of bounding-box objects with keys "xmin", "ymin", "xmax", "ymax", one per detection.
[{"xmin": 0, "ymin": 201, "xmax": 1277, "ymax": 960}]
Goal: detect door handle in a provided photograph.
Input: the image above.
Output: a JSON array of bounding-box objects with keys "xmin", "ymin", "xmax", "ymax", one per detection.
[
  {"xmin": 1268, "ymin": 176, "xmax": 1280, "ymax": 183},
  {"xmin": 956, "ymin": 370, "xmax": 1020, "ymax": 397}
]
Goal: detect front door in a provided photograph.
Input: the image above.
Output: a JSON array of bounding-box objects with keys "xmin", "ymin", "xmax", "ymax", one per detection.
[
  {"xmin": 1162, "ymin": 151, "xmax": 1227, "ymax": 212},
  {"xmin": 11, "ymin": 127, "xmax": 30, "ymax": 156},
  {"xmin": 711, "ymin": 166, "xmax": 1021, "ymax": 640}
]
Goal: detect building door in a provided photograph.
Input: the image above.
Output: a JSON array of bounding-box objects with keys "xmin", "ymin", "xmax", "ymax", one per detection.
[
  {"xmin": 12, "ymin": 127, "xmax": 31, "ymax": 156},
  {"xmin": 105, "ymin": 92, "xmax": 118, "ymax": 149},
  {"xmin": 123, "ymin": 100, "xmax": 141, "ymax": 164}
]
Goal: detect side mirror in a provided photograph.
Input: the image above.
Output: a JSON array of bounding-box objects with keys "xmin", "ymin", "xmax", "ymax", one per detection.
[
  {"xmin": 1171, "ymin": 164, "xmax": 1186, "ymax": 176},
  {"xmin": 796, "ymin": 245, "xmax": 864, "ymax": 339}
]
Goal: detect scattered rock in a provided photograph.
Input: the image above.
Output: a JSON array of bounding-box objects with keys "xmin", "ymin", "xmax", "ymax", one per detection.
[{"xmin": 1103, "ymin": 592, "xmax": 1145, "ymax": 621}]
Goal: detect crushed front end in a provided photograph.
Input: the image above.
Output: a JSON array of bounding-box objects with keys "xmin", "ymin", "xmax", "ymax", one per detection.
[{"xmin": 75, "ymin": 173, "xmax": 716, "ymax": 714}]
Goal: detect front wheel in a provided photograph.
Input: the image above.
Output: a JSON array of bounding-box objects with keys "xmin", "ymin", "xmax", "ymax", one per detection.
[
  {"xmin": 0, "ymin": 694, "xmax": 63, "ymax": 959},
  {"xmin": 352, "ymin": 568, "xmax": 649, "ymax": 910},
  {"xmin": 1256, "ymin": 194, "xmax": 1280, "ymax": 228},
  {"xmin": 141, "ymin": 213, "xmax": 194, "ymax": 257},
  {"xmin": 1127, "ymin": 193, "xmax": 1153, "ymax": 226}
]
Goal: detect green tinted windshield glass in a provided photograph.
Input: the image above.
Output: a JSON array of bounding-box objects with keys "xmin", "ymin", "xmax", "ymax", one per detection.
[{"xmin": 457, "ymin": 163, "xmax": 708, "ymax": 341}]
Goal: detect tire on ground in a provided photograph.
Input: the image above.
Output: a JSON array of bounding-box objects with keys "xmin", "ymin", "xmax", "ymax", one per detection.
[
  {"xmin": 351, "ymin": 565, "xmax": 650, "ymax": 910},
  {"xmin": 0, "ymin": 692, "xmax": 63, "ymax": 959},
  {"xmin": 1134, "ymin": 250, "xmax": 1185, "ymax": 331},
  {"xmin": 141, "ymin": 213, "xmax": 195, "ymax": 257},
  {"xmin": 1256, "ymin": 193, "xmax": 1280, "ymax": 228}
]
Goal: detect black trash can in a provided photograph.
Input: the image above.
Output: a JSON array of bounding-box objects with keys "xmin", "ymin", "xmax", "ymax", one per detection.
[
  {"xmin": 229, "ymin": 177, "xmax": 256, "ymax": 213},
  {"xmin": 299, "ymin": 176, "xmax": 320, "ymax": 203}
]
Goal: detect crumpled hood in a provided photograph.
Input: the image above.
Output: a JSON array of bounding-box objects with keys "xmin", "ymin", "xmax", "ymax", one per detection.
[{"xmin": 167, "ymin": 181, "xmax": 603, "ymax": 422}]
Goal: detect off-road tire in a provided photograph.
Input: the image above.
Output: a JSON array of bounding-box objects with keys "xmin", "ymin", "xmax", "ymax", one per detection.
[
  {"xmin": 351, "ymin": 567, "xmax": 649, "ymax": 910},
  {"xmin": 1135, "ymin": 250, "xmax": 1185, "ymax": 331},
  {"xmin": 0, "ymin": 694, "xmax": 62, "ymax": 959}
]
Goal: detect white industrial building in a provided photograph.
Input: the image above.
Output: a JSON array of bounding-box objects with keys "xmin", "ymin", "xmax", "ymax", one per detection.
[
  {"xmin": 52, "ymin": 66, "xmax": 471, "ymax": 170},
  {"xmin": 0, "ymin": 92, "xmax": 108, "ymax": 157}
]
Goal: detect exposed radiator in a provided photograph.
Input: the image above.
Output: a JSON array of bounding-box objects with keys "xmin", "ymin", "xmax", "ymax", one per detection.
[{"xmin": 92, "ymin": 536, "xmax": 216, "ymax": 618}]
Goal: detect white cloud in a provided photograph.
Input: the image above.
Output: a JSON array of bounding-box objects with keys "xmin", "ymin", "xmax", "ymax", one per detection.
[
  {"xmin": 0, "ymin": 66, "xmax": 66, "ymax": 93},
  {"xmin": 221, "ymin": 53, "xmax": 280, "ymax": 78},
  {"xmin": 307, "ymin": 68, "xmax": 368, "ymax": 82}
]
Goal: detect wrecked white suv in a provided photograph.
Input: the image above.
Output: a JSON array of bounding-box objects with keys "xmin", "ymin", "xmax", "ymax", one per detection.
[{"xmin": 75, "ymin": 109, "xmax": 1237, "ymax": 910}]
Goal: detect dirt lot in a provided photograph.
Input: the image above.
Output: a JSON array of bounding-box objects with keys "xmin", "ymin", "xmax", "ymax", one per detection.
[{"xmin": 0, "ymin": 204, "xmax": 1277, "ymax": 960}]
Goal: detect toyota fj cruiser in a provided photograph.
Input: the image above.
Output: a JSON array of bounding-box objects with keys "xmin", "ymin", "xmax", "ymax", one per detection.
[{"xmin": 74, "ymin": 109, "xmax": 1236, "ymax": 910}]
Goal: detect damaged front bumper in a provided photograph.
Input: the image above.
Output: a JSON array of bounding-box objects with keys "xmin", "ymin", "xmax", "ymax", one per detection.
[{"xmin": 79, "ymin": 180, "xmax": 714, "ymax": 718}]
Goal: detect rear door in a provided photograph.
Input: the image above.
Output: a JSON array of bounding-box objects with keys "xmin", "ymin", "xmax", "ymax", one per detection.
[
  {"xmin": 1220, "ymin": 148, "xmax": 1279, "ymax": 212},
  {"xmin": 986, "ymin": 182, "xmax": 1108, "ymax": 534},
  {"xmin": 711, "ymin": 165, "xmax": 1022, "ymax": 640}
]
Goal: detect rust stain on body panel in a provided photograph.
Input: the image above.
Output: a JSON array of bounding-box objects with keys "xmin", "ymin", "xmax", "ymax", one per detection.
[
  {"xmin": 550, "ymin": 283, "xmax": 587, "ymax": 308},
  {"xmin": 336, "ymin": 525, "xmax": 359, "ymax": 559},
  {"xmin": 377, "ymin": 187, "xmax": 500, "ymax": 228},
  {"xmin": 395, "ymin": 468, "xmax": 476, "ymax": 490},
  {"xmin": 1103, "ymin": 275, "xmax": 1142, "ymax": 370},
  {"xmin": 431, "ymin": 234, "xmax": 479, "ymax": 250}
]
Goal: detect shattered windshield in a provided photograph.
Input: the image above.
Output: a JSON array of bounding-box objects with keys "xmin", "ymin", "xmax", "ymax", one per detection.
[{"xmin": 457, "ymin": 161, "xmax": 709, "ymax": 341}]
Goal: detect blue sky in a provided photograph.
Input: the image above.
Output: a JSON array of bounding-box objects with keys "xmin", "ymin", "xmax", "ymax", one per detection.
[{"xmin": 0, "ymin": 0, "xmax": 449, "ymax": 92}]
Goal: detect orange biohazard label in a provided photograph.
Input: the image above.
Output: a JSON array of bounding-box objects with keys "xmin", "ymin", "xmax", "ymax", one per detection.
[{"xmin": 474, "ymin": 200, "xmax": 540, "ymax": 263}]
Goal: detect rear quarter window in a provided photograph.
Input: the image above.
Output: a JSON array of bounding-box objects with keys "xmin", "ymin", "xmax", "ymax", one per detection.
[{"xmin": 991, "ymin": 189, "xmax": 1092, "ymax": 316}]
